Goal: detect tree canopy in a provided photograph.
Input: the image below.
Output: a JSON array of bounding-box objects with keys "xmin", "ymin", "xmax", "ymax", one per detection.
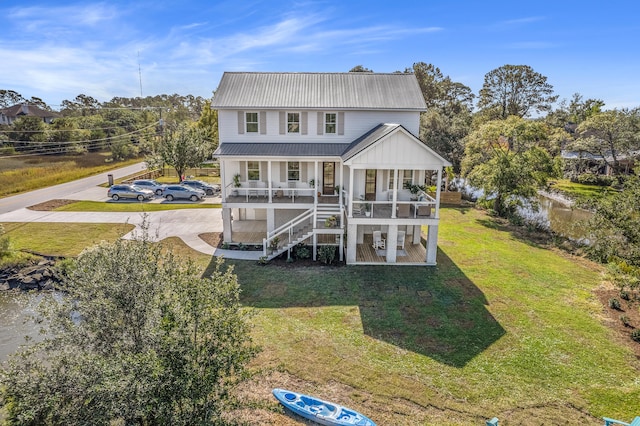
[
  {"xmin": 157, "ymin": 123, "xmax": 213, "ymax": 180},
  {"xmin": 0, "ymin": 233, "xmax": 257, "ymax": 425},
  {"xmin": 478, "ymin": 65, "xmax": 558, "ymax": 119}
]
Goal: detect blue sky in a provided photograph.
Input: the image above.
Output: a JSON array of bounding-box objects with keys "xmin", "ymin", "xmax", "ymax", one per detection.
[{"xmin": 1, "ymin": 0, "xmax": 639, "ymax": 111}]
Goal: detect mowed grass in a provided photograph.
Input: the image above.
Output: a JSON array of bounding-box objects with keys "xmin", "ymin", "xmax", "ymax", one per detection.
[
  {"xmin": 1, "ymin": 222, "xmax": 134, "ymax": 257},
  {"xmin": 210, "ymin": 207, "xmax": 639, "ymax": 425},
  {"xmin": 2, "ymin": 207, "xmax": 638, "ymax": 424},
  {"xmin": 53, "ymin": 200, "xmax": 221, "ymax": 212},
  {"xmin": 550, "ymin": 179, "xmax": 618, "ymax": 203},
  {"xmin": 0, "ymin": 153, "xmax": 140, "ymax": 198}
]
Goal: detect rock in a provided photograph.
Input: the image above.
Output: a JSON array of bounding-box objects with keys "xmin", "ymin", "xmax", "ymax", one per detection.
[{"xmin": 0, "ymin": 281, "xmax": 10, "ymax": 291}]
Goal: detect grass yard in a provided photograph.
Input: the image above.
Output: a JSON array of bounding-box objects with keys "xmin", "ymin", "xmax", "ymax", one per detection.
[
  {"xmin": 549, "ymin": 179, "xmax": 618, "ymax": 204},
  {"xmin": 1, "ymin": 207, "xmax": 637, "ymax": 424},
  {"xmin": 204, "ymin": 207, "xmax": 639, "ymax": 425},
  {"xmin": 0, "ymin": 153, "xmax": 140, "ymax": 198},
  {"xmin": 0, "ymin": 222, "xmax": 135, "ymax": 258}
]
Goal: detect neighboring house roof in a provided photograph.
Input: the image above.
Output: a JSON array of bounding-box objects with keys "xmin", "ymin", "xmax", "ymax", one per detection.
[
  {"xmin": 211, "ymin": 72, "xmax": 427, "ymax": 111},
  {"xmin": 562, "ymin": 149, "xmax": 640, "ymax": 162},
  {"xmin": 0, "ymin": 104, "xmax": 60, "ymax": 120}
]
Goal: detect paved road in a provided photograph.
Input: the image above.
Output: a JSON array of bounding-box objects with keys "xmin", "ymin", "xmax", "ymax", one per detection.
[
  {"xmin": 0, "ymin": 162, "xmax": 260, "ymax": 260},
  {"xmin": 0, "ymin": 162, "xmax": 148, "ymax": 214}
]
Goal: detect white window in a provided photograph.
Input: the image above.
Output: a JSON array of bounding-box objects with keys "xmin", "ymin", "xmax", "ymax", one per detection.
[
  {"xmin": 402, "ymin": 170, "xmax": 413, "ymax": 189},
  {"xmin": 246, "ymin": 112, "xmax": 258, "ymax": 133},
  {"xmin": 287, "ymin": 113, "xmax": 300, "ymax": 133},
  {"xmin": 247, "ymin": 161, "xmax": 260, "ymax": 181},
  {"xmin": 325, "ymin": 113, "xmax": 336, "ymax": 134},
  {"xmin": 287, "ymin": 162, "xmax": 300, "ymax": 181}
]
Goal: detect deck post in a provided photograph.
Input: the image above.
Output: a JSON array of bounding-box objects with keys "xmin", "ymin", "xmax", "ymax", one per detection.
[
  {"xmin": 426, "ymin": 224, "xmax": 438, "ymax": 264},
  {"xmin": 346, "ymin": 224, "xmax": 357, "ymax": 263},
  {"xmin": 386, "ymin": 225, "xmax": 398, "ymax": 263},
  {"xmin": 222, "ymin": 208, "xmax": 232, "ymax": 242}
]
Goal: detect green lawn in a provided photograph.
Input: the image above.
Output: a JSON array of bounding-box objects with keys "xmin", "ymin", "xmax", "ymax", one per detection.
[
  {"xmin": 2, "ymin": 207, "xmax": 638, "ymax": 424},
  {"xmin": 53, "ymin": 200, "xmax": 221, "ymax": 212},
  {"xmin": 550, "ymin": 179, "xmax": 617, "ymax": 204},
  {"xmin": 215, "ymin": 207, "xmax": 638, "ymax": 424}
]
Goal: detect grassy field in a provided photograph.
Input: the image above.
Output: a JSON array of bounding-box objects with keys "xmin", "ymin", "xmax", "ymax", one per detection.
[
  {"xmin": 213, "ymin": 207, "xmax": 637, "ymax": 425},
  {"xmin": 2, "ymin": 207, "xmax": 638, "ymax": 424},
  {"xmin": 0, "ymin": 152, "xmax": 141, "ymax": 198},
  {"xmin": 549, "ymin": 179, "xmax": 618, "ymax": 204}
]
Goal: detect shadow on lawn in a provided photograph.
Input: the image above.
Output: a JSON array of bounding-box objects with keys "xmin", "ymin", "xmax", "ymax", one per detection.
[{"xmin": 209, "ymin": 249, "xmax": 505, "ymax": 368}]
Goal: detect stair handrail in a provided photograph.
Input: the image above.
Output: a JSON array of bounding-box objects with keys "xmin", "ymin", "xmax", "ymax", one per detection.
[{"xmin": 267, "ymin": 209, "xmax": 314, "ymax": 240}]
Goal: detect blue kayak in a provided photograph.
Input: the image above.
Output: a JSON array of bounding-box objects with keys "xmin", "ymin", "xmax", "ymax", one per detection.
[{"xmin": 273, "ymin": 388, "xmax": 376, "ymax": 426}]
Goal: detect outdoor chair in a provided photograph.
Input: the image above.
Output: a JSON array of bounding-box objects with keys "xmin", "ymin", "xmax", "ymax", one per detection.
[
  {"xmin": 397, "ymin": 231, "xmax": 405, "ymax": 250},
  {"xmin": 396, "ymin": 203, "xmax": 410, "ymax": 218},
  {"xmin": 248, "ymin": 181, "xmax": 258, "ymax": 199},
  {"xmin": 372, "ymin": 231, "xmax": 386, "ymax": 250}
]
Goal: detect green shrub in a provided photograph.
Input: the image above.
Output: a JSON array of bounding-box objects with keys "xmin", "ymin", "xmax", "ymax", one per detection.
[
  {"xmin": 318, "ymin": 245, "xmax": 336, "ymax": 265},
  {"xmin": 0, "ymin": 224, "xmax": 11, "ymax": 258},
  {"xmin": 631, "ymin": 329, "xmax": 640, "ymax": 343},
  {"xmin": 222, "ymin": 242, "xmax": 229, "ymax": 249},
  {"xmin": 294, "ymin": 245, "xmax": 311, "ymax": 260},
  {"xmin": 620, "ymin": 315, "xmax": 631, "ymax": 327},
  {"xmin": 609, "ymin": 298, "xmax": 621, "ymax": 310},
  {"xmin": 620, "ymin": 290, "xmax": 630, "ymax": 300}
]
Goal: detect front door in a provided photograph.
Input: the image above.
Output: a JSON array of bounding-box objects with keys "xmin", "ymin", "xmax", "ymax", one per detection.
[
  {"xmin": 364, "ymin": 169, "xmax": 376, "ymax": 201},
  {"xmin": 323, "ymin": 162, "xmax": 335, "ymax": 195}
]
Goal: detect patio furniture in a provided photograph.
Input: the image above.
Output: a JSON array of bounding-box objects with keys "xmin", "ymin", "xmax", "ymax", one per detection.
[
  {"xmin": 416, "ymin": 204, "xmax": 431, "ymax": 217},
  {"xmin": 372, "ymin": 231, "xmax": 386, "ymax": 250},
  {"xmin": 396, "ymin": 203, "xmax": 410, "ymax": 218},
  {"xmin": 248, "ymin": 181, "xmax": 258, "ymax": 199},
  {"xmin": 397, "ymin": 231, "xmax": 405, "ymax": 250}
]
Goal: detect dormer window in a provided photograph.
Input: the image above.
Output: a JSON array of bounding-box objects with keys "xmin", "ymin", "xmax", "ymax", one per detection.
[
  {"xmin": 246, "ymin": 112, "xmax": 258, "ymax": 133},
  {"xmin": 325, "ymin": 113, "xmax": 336, "ymax": 134},
  {"xmin": 287, "ymin": 113, "xmax": 300, "ymax": 133}
]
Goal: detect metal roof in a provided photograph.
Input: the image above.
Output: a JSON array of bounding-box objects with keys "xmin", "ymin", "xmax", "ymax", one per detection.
[
  {"xmin": 211, "ymin": 72, "xmax": 427, "ymax": 111},
  {"xmin": 214, "ymin": 142, "xmax": 349, "ymax": 157}
]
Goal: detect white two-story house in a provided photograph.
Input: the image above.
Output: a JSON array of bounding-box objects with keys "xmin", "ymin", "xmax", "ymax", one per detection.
[{"xmin": 212, "ymin": 72, "xmax": 450, "ymax": 265}]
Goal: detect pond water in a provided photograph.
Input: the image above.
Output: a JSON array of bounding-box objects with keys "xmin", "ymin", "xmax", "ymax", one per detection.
[
  {"xmin": 536, "ymin": 194, "xmax": 592, "ymax": 240},
  {"xmin": 0, "ymin": 292, "xmax": 44, "ymax": 363}
]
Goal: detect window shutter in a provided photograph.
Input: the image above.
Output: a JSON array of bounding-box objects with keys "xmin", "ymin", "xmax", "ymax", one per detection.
[
  {"xmin": 301, "ymin": 164, "xmax": 307, "ymax": 183},
  {"xmin": 279, "ymin": 111, "xmax": 285, "ymax": 135},
  {"xmin": 280, "ymin": 162, "xmax": 286, "ymax": 181},
  {"xmin": 317, "ymin": 112, "xmax": 323, "ymax": 135},
  {"xmin": 260, "ymin": 161, "xmax": 267, "ymax": 180},
  {"xmin": 338, "ymin": 112, "xmax": 345, "ymax": 135},
  {"xmin": 259, "ymin": 111, "xmax": 267, "ymax": 135},
  {"xmin": 238, "ymin": 111, "xmax": 245, "ymax": 134},
  {"xmin": 301, "ymin": 112, "xmax": 308, "ymax": 135}
]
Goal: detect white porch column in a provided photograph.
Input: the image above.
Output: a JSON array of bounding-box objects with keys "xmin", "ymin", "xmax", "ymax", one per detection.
[
  {"xmin": 412, "ymin": 225, "xmax": 421, "ymax": 244},
  {"xmin": 222, "ymin": 208, "xmax": 232, "ymax": 242},
  {"xmin": 220, "ymin": 160, "xmax": 226, "ymax": 202},
  {"xmin": 338, "ymin": 233, "xmax": 344, "ymax": 262},
  {"xmin": 386, "ymin": 225, "xmax": 398, "ymax": 263},
  {"xmin": 266, "ymin": 208, "xmax": 275, "ymax": 234},
  {"xmin": 391, "ymin": 168, "xmax": 399, "ymax": 218},
  {"xmin": 435, "ymin": 167, "xmax": 443, "ymax": 218},
  {"xmin": 314, "ymin": 161, "xmax": 319, "ymax": 205},
  {"xmin": 312, "ymin": 233, "xmax": 318, "ymax": 261},
  {"xmin": 346, "ymin": 223, "xmax": 357, "ymax": 264},
  {"xmin": 348, "ymin": 167, "xmax": 354, "ymax": 217},
  {"xmin": 426, "ymin": 224, "xmax": 439, "ymax": 264},
  {"xmin": 267, "ymin": 161, "xmax": 272, "ymax": 203},
  {"xmin": 357, "ymin": 224, "xmax": 365, "ymax": 244}
]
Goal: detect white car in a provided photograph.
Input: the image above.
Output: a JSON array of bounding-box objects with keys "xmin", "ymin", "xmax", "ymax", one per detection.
[
  {"xmin": 131, "ymin": 179, "xmax": 167, "ymax": 196},
  {"xmin": 107, "ymin": 184, "xmax": 154, "ymax": 201}
]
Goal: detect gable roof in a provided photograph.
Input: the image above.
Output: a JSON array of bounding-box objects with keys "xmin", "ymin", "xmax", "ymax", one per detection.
[
  {"xmin": 211, "ymin": 72, "xmax": 427, "ymax": 111},
  {"xmin": 0, "ymin": 104, "xmax": 60, "ymax": 119}
]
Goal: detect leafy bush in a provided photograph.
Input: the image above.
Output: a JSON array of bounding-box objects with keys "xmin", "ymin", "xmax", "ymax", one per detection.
[
  {"xmin": 575, "ymin": 172, "xmax": 614, "ymax": 187},
  {"xmin": 294, "ymin": 244, "xmax": 311, "ymax": 260},
  {"xmin": 608, "ymin": 298, "xmax": 621, "ymax": 310},
  {"xmin": 620, "ymin": 315, "xmax": 631, "ymax": 327},
  {"xmin": 318, "ymin": 245, "xmax": 336, "ymax": 265},
  {"xmin": 620, "ymin": 290, "xmax": 630, "ymax": 300},
  {"xmin": 0, "ymin": 224, "xmax": 11, "ymax": 258},
  {"xmin": 222, "ymin": 242, "xmax": 229, "ymax": 249},
  {"xmin": 631, "ymin": 329, "xmax": 640, "ymax": 343}
]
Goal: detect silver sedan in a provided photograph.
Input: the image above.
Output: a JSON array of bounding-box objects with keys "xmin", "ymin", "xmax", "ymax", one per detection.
[
  {"xmin": 107, "ymin": 184, "xmax": 155, "ymax": 201},
  {"xmin": 163, "ymin": 185, "xmax": 206, "ymax": 202}
]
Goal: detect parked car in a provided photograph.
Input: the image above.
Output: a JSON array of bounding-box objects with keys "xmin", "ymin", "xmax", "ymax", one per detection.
[
  {"xmin": 163, "ymin": 185, "xmax": 206, "ymax": 202},
  {"xmin": 181, "ymin": 180, "xmax": 220, "ymax": 195},
  {"xmin": 131, "ymin": 179, "xmax": 167, "ymax": 195},
  {"xmin": 107, "ymin": 184, "xmax": 154, "ymax": 201}
]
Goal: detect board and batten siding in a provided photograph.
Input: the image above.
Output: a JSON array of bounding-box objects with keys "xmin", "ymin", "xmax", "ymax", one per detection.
[
  {"xmin": 218, "ymin": 110, "xmax": 420, "ymax": 143},
  {"xmin": 347, "ymin": 131, "xmax": 444, "ymax": 170}
]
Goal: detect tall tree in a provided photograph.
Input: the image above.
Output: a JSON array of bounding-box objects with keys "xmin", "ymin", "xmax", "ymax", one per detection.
[
  {"xmin": 159, "ymin": 123, "xmax": 212, "ymax": 180},
  {"xmin": 196, "ymin": 100, "xmax": 219, "ymax": 151},
  {"xmin": 0, "ymin": 90, "xmax": 26, "ymax": 108},
  {"xmin": 567, "ymin": 108, "xmax": 640, "ymax": 176},
  {"xmin": 462, "ymin": 116, "xmax": 555, "ymax": 216},
  {"xmin": 349, "ymin": 65, "xmax": 373, "ymax": 72},
  {"xmin": 478, "ymin": 65, "xmax": 558, "ymax": 119},
  {"xmin": 409, "ymin": 62, "xmax": 474, "ymax": 172},
  {"xmin": 0, "ymin": 234, "xmax": 257, "ymax": 425}
]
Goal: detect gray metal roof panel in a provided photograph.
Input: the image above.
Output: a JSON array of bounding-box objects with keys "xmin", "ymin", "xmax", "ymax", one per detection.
[
  {"xmin": 211, "ymin": 72, "xmax": 427, "ymax": 111},
  {"xmin": 215, "ymin": 143, "xmax": 349, "ymax": 157}
]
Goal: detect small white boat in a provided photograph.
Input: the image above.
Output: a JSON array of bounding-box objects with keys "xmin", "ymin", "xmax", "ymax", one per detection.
[{"xmin": 273, "ymin": 388, "xmax": 376, "ymax": 426}]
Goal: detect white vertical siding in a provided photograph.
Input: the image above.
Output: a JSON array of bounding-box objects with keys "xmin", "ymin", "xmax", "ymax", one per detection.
[{"xmin": 218, "ymin": 110, "xmax": 420, "ymax": 143}]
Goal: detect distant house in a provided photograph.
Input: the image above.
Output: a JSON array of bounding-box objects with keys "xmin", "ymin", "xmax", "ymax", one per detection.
[
  {"xmin": 211, "ymin": 72, "xmax": 451, "ymax": 265},
  {"xmin": 0, "ymin": 104, "xmax": 60, "ymax": 125}
]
